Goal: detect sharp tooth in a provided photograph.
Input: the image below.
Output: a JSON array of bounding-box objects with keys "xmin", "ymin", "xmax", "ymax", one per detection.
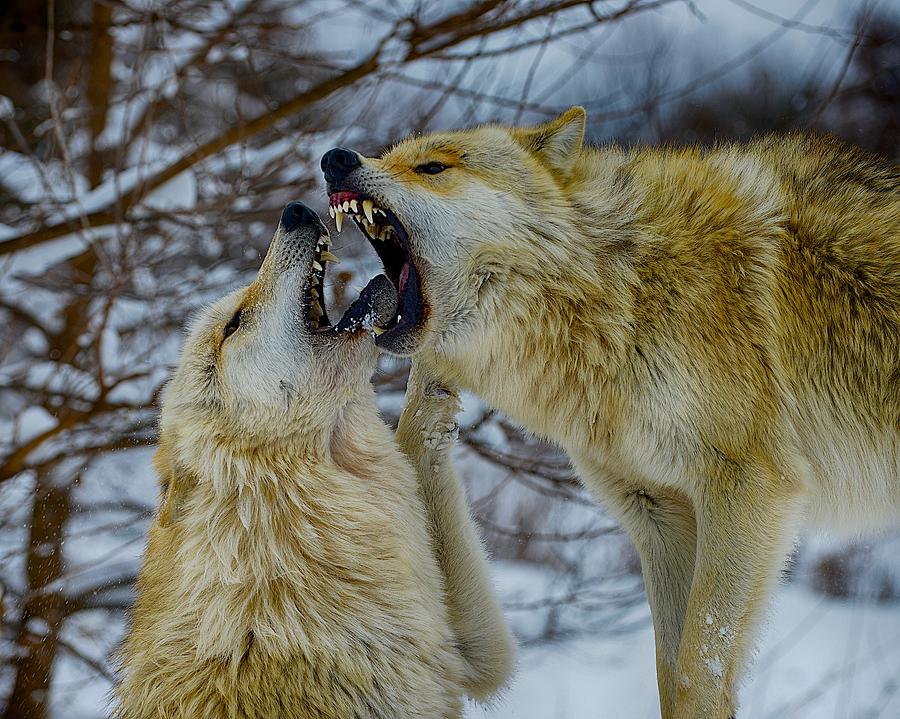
[
  {"xmin": 349, "ymin": 199, "xmax": 358, "ymax": 213},
  {"xmin": 310, "ymin": 287, "xmax": 319, "ymax": 298},
  {"xmin": 312, "ymin": 260, "xmax": 323, "ymax": 272},
  {"xmin": 372, "ymin": 326, "xmax": 385, "ymax": 336},
  {"xmin": 320, "ymin": 251, "xmax": 339, "ymax": 263},
  {"xmin": 335, "ymin": 211, "xmax": 344, "ymax": 232},
  {"xmin": 328, "ymin": 206, "xmax": 335, "ymax": 218},
  {"xmin": 342, "ymin": 201, "xmax": 350, "ymax": 212},
  {"xmin": 362, "ymin": 199, "xmax": 374, "ymax": 223}
]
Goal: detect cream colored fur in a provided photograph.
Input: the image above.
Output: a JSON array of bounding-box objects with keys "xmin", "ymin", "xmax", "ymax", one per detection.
[
  {"xmin": 334, "ymin": 111, "xmax": 900, "ymax": 718},
  {"xmin": 116, "ymin": 212, "xmax": 514, "ymax": 718}
]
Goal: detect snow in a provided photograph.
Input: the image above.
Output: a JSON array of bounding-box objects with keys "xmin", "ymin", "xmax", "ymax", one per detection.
[
  {"xmin": 462, "ymin": 563, "xmax": 900, "ymax": 719},
  {"xmin": 705, "ymin": 655, "xmax": 725, "ymax": 680}
]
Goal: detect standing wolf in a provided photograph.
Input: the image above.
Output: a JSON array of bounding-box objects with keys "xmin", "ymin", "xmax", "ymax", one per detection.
[
  {"xmin": 116, "ymin": 203, "xmax": 514, "ymax": 718},
  {"xmin": 321, "ymin": 109, "xmax": 900, "ymax": 718}
]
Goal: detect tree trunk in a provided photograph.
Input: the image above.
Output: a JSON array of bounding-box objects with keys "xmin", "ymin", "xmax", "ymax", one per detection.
[{"xmin": 2, "ymin": 474, "xmax": 73, "ymax": 719}]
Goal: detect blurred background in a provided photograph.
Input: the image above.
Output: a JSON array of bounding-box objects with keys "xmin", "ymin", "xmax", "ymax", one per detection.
[{"xmin": 0, "ymin": 1, "xmax": 898, "ymax": 717}]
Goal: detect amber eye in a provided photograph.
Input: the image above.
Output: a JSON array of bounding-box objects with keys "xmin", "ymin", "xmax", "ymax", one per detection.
[
  {"xmin": 223, "ymin": 309, "xmax": 242, "ymax": 339},
  {"xmin": 414, "ymin": 161, "xmax": 447, "ymax": 175}
]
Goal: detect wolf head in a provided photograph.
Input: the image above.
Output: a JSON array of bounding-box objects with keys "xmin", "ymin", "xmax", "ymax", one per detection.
[
  {"xmin": 321, "ymin": 107, "xmax": 588, "ymax": 356},
  {"xmin": 161, "ymin": 202, "xmax": 397, "ymax": 462}
]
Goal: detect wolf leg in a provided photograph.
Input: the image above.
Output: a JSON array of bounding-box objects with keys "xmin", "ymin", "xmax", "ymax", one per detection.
[
  {"xmin": 593, "ymin": 479, "xmax": 697, "ymax": 719},
  {"xmin": 396, "ymin": 361, "xmax": 517, "ymax": 701},
  {"xmin": 672, "ymin": 459, "xmax": 802, "ymax": 719}
]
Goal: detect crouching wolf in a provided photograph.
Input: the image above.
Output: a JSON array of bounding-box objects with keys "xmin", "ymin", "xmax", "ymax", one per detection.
[
  {"xmin": 116, "ymin": 203, "xmax": 514, "ymax": 718},
  {"xmin": 321, "ymin": 110, "xmax": 900, "ymax": 718}
]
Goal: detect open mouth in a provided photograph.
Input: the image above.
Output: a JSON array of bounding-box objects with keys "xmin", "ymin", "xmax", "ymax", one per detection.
[
  {"xmin": 304, "ymin": 232, "xmax": 336, "ymax": 332},
  {"xmin": 327, "ymin": 191, "xmax": 427, "ymax": 351},
  {"xmin": 303, "ymin": 227, "xmax": 397, "ymax": 338}
]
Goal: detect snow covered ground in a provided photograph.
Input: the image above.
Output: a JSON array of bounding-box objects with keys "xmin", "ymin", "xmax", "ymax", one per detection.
[{"xmin": 464, "ymin": 563, "xmax": 900, "ymax": 719}]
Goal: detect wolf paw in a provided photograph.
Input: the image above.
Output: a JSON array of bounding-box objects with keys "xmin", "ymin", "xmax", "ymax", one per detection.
[
  {"xmin": 401, "ymin": 363, "xmax": 462, "ymax": 454},
  {"xmin": 421, "ymin": 418, "xmax": 460, "ymax": 452}
]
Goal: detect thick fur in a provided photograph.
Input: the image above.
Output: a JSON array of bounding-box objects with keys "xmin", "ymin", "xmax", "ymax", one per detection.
[
  {"xmin": 333, "ymin": 112, "xmax": 900, "ymax": 718},
  {"xmin": 116, "ymin": 214, "xmax": 514, "ymax": 718}
]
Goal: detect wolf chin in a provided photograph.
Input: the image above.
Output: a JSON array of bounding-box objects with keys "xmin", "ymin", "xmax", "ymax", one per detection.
[
  {"xmin": 116, "ymin": 203, "xmax": 515, "ymax": 718},
  {"xmin": 322, "ymin": 110, "xmax": 900, "ymax": 719}
]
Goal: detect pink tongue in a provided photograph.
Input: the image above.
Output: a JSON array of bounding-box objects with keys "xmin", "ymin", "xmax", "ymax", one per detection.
[{"xmin": 398, "ymin": 263, "xmax": 410, "ymax": 293}]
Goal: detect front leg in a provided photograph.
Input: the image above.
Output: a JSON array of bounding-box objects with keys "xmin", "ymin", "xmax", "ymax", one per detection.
[
  {"xmin": 673, "ymin": 458, "xmax": 803, "ymax": 719},
  {"xmin": 583, "ymin": 471, "xmax": 697, "ymax": 719},
  {"xmin": 396, "ymin": 362, "xmax": 516, "ymax": 701}
]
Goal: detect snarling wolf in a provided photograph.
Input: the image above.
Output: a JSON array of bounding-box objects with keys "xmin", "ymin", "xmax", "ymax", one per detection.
[
  {"xmin": 117, "ymin": 203, "xmax": 514, "ymax": 718},
  {"xmin": 321, "ymin": 111, "xmax": 900, "ymax": 718}
]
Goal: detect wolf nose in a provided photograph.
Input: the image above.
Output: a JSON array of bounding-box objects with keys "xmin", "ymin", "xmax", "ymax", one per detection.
[
  {"xmin": 280, "ymin": 202, "xmax": 319, "ymax": 233},
  {"xmin": 321, "ymin": 148, "xmax": 361, "ymax": 184}
]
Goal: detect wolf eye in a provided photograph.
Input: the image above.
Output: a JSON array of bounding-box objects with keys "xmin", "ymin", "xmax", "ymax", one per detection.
[
  {"xmin": 223, "ymin": 310, "xmax": 242, "ymax": 339},
  {"xmin": 414, "ymin": 161, "xmax": 447, "ymax": 175}
]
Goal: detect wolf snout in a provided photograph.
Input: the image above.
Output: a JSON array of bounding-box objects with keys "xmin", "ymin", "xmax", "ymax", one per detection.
[
  {"xmin": 321, "ymin": 147, "xmax": 361, "ymax": 185},
  {"xmin": 280, "ymin": 201, "xmax": 322, "ymax": 233}
]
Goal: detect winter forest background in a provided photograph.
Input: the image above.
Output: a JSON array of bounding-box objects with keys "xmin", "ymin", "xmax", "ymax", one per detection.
[{"xmin": 1, "ymin": 1, "xmax": 898, "ymax": 717}]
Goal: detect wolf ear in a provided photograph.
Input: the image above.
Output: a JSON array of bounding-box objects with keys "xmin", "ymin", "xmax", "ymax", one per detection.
[{"xmin": 512, "ymin": 106, "xmax": 586, "ymax": 177}]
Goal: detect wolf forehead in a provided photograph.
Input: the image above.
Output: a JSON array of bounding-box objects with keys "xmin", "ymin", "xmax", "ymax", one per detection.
[{"xmin": 379, "ymin": 128, "xmax": 532, "ymax": 170}]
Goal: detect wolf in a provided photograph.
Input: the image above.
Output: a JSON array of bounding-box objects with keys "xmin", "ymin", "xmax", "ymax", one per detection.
[
  {"xmin": 116, "ymin": 202, "xmax": 515, "ymax": 718},
  {"xmin": 320, "ymin": 111, "xmax": 900, "ymax": 718}
]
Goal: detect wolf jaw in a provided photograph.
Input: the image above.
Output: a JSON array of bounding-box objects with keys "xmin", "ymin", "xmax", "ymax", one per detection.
[
  {"xmin": 303, "ymin": 230, "xmax": 336, "ymax": 332},
  {"xmin": 326, "ymin": 191, "xmax": 428, "ymax": 353},
  {"xmin": 301, "ymin": 216, "xmax": 396, "ymax": 338}
]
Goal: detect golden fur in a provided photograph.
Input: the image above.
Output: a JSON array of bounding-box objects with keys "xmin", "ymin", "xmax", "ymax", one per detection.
[
  {"xmin": 333, "ymin": 111, "xmax": 900, "ymax": 718},
  {"xmin": 116, "ymin": 209, "xmax": 514, "ymax": 718}
]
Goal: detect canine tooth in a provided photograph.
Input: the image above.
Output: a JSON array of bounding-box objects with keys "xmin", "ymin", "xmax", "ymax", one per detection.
[
  {"xmin": 320, "ymin": 251, "xmax": 339, "ymax": 263},
  {"xmin": 312, "ymin": 260, "xmax": 323, "ymax": 272},
  {"xmin": 362, "ymin": 199, "xmax": 374, "ymax": 223},
  {"xmin": 349, "ymin": 199, "xmax": 358, "ymax": 213},
  {"xmin": 328, "ymin": 206, "xmax": 335, "ymax": 218},
  {"xmin": 335, "ymin": 211, "xmax": 344, "ymax": 232}
]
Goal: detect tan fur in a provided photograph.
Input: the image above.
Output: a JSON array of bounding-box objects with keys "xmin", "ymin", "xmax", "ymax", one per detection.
[
  {"xmin": 116, "ymin": 214, "xmax": 514, "ymax": 718},
  {"xmin": 337, "ymin": 112, "xmax": 900, "ymax": 718}
]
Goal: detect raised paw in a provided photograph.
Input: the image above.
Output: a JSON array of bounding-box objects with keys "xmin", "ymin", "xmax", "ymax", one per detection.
[{"xmin": 399, "ymin": 362, "xmax": 462, "ymax": 458}]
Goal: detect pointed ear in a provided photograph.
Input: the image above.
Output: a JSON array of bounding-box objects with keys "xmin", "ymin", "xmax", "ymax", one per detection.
[{"xmin": 512, "ymin": 106, "xmax": 586, "ymax": 177}]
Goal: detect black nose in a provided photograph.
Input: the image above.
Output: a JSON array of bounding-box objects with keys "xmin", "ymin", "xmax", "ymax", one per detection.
[
  {"xmin": 280, "ymin": 201, "xmax": 320, "ymax": 233},
  {"xmin": 321, "ymin": 148, "xmax": 361, "ymax": 185}
]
